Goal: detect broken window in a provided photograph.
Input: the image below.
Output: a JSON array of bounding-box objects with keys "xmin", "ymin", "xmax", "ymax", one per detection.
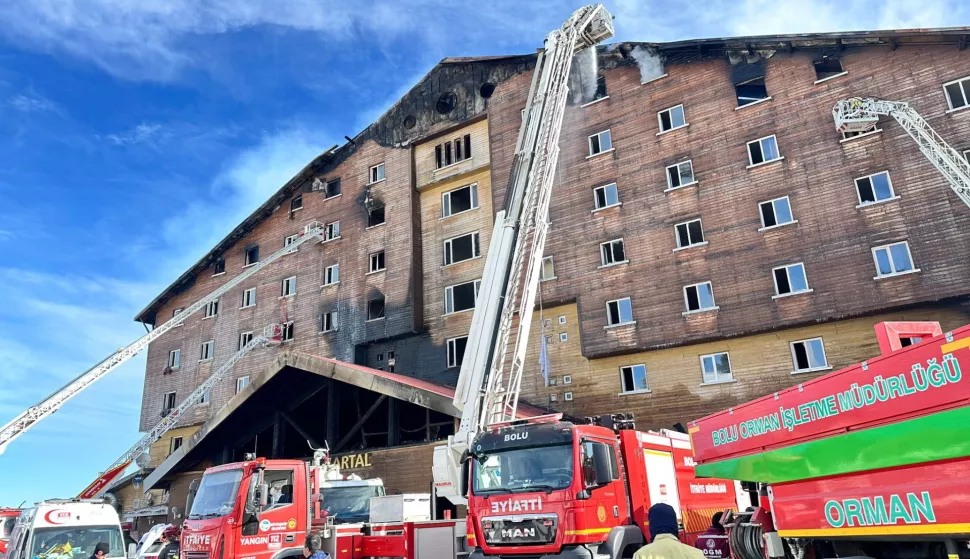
[
  {"xmin": 290, "ymin": 195, "xmax": 303, "ymax": 212},
  {"xmin": 943, "ymin": 76, "xmax": 970, "ymax": 111},
  {"xmin": 367, "ymin": 296, "xmax": 386, "ymax": 321},
  {"xmin": 675, "ymin": 219, "xmax": 705, "ymax": 249},
  {"xmin": 281, "ymin": 321, "xmax": 294, "ymax": 342},
  {"xmin": 244, "ymin": 245, "xmax": 259, "ymax": 266},
  {"xmin": 447, "ymin": 336, "xmax": 468, "ymax": 368},
  {"xmin": 443, "ymin": 232, "xmax": 480, "ymax": 266},
  {"xmin": 168, "ymin": 349, "xmax": 181, "ymax": 370},
  {"xmin": 435, "ymin": 134, "xmax": 472, "ymax": 169},
  {"xmin": 241, "ymin": 288, "xmax": 256, "ymax": 308},
  {"xmin": 791, "ymin": 338, "xmax": 827, "ymax": 372},
  {"xmin": 320, "ymin": 310, "xmax": 338, "ymax": 332},
  {"xmin": 369, "ymin": 163, "xmax": 385, "ymax": 184},
  {"xmin": 238, "ymin": 331, "xmax": 253, "ymax": 350},
  {"xmin": 855, "ymin": 171, "xmax": 896, "ymax": 205},
  {"xmin": 594, "ymin": 74, "xmax": 607, "ymax": 100},
  {"xmin": 325, "ymin": 178, "xmax": 341, "ymax": 198},
  {"xmin": 367, "ymin": 205, "xmax": 386, "ymax": 227},
  {"xmin": 235, "ymin": 376, "xmax": 250, "ymax": 394},
  {"xmin": 593, "ymin": 183, "xmax": 620, "ymax": 209},
  {"xmin": 600, "ymin": 238, "xmax": 626, "ymax": 266},
  {"xmin": 588, "ymin": 129, "xmax": 613, "ymax": 156},
  {"xmin": 281, "ymin": 276, "xmax": 297, "ymax": 298},
  {"xmin": 200, "ymin": 340, "xmax": 214, "ymax": 361},
  {"xmin": 773, "ymin": 263, "xmax": 810, "ymax": 296},
  {"xmin": 442, "ymin": 184, "xmax": 479, "ymax": 217},
  {"xmin": 666, "ymin": 160, "xmax": 695, "ymax": 190},
  {"xmin": 324, "ymin": 221, "xmax": 340, "ymax": 241},
  {"xmin": 369, "ymin": 251, "xmax": 385, "ymax": 273},
  {"xmin": 162, "ymin": 392, "xmax": 177, "ymax": 416},
  {"xmin": 620, "ymin": 364, "xmax": 648, "ymax": 393},
  {"xmin": 606, "ymin": 297, "xmax": 634, "ymax": 326},
  {"xmin": 323, "ymin": 264, "xmax": 339, "ymax": 286},
  {"xmin": 813, "ymin": 58, "xmax": 844, "ymax": 81},
  {"xmin": 683, "ymin": 282, "xmax": 716, "ymax": 313},
  {"xmin": 213, "ymin": 257, "xmax": 226, "ymax": 275},
  {"xmin": 169, "ymin": 436, "xmax": 183, "ymax": 455},
  {"xmin": 204, "ymin": 299, "xmax": 219, "ymax": 318},
  {"xmin": 445, "ymin": 280, "xmax": 481, "ymax": 314},
  {"xmin": 759, "ymin": 196, "xmax": 795, "ymax": 229},
  {"xmin": 747, "ymin": 135, "xmax": 781, "ymax": 166},
  {"xmin": 735, "ymin": 76, "xmax": 768, "ymax": 107},
  {"xmin": 657, "ymin": 104, "xmax": 687, "ymax": 133},
  {"xmin": 540, "ymin": 256, "xmax": 556, "ymax": 281}
]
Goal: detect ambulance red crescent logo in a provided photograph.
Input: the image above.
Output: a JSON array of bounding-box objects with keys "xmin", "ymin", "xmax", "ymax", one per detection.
[{"xmin": 44, "ymin": 510, "xmax": 71, "ymax": 524}]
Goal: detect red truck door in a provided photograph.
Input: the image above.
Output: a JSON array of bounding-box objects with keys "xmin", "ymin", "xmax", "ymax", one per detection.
[{"xmin": 237, "ymin": 465, "xmax": 305, "ymax": 559}]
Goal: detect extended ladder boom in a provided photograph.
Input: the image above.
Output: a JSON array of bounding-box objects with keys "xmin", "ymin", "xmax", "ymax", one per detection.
[
  {"xmin": 0, "ymin": 222, "xmax": 327, "ymax": 455},
  {"xmin": 434, "ymin": 4, "xmax": 613, "ymax": 504},
  {"xmin": 833, "ymin": 97, "xmax": 970, "ymax": 209},
  {"xmin": 76, "ymin": 326, "xmax": 283, "ymax": 499}
]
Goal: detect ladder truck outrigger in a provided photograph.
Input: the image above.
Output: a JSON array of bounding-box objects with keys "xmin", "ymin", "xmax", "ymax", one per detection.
[
  {"xmin": 0, "ymin": 221, "xmax": 328, "ymax": 467},
  {"xmin": 432, "ymin": 6, "xmax": 739, "ymax": 559}
]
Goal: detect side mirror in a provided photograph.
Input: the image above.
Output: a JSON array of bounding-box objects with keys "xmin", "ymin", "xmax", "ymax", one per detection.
[
  {"xmin": 127, "ymin": 543, "xmax": 137, "ymax": 559},
  {"xmin": 185, "ymin": 479, "xmax": 199, "ymax": 517},
  {"xmin": 459, "ymin": 454, "xmax": 470, "ymax": 499},
  {"xmin": 592, "ymin": 444, "xmax": 613, "ymax": 487},
  {"xmin": 256, "ymin": 483, "xmax": 269, "ymax": 508}
]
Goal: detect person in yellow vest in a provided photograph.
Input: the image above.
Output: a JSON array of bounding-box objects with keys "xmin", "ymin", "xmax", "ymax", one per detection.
[{"xmin": 634, "ymin": 504, "xmax": 705, "ymax": 559}]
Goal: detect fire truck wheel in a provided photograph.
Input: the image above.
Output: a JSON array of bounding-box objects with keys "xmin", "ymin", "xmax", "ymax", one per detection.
[{"xmin": 603, "ymin": 526, "xmax": 644, "ymax": 559}]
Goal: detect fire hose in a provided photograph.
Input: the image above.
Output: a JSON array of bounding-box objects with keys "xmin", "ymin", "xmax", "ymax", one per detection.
[{"xmin": 730, "ymin": 520, "xmax": 767, "ymax": 559}]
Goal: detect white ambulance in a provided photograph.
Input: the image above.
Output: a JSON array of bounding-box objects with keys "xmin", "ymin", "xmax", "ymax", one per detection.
[{"xmin": 5, "ymin": 500, "xmax": 130, "ymax": 559}]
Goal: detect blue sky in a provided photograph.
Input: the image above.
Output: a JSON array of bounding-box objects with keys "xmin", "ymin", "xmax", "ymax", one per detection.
[{"xmin": 0, "ymin": 0, "xmax": 966, "ymax": 506}]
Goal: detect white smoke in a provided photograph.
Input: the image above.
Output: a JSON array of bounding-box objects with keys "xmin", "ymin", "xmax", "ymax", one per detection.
[
  {"xmin": 630, "ymin": 46, "xmax": 664, "ymax": 83},
  {"xmin": 577, "ymin": 46, "xmax": 598, "ymax": 102}
]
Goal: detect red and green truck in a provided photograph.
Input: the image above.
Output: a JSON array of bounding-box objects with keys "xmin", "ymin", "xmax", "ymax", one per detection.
[{"xmin": 688, "ymin": 321, "xmax": 970, "ymax": 559}]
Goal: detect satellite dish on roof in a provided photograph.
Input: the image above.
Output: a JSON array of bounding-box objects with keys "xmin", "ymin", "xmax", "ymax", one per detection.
[{"xmin": 135, "ymin": 452, "xmax": 151, "ymax": 469}]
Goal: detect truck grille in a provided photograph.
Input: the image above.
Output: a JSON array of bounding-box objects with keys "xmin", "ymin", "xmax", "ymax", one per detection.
[
  {"xmin": 184, "ymin": 552, "xmax": 210, "ymax": 559},
  {"xmin": 481, "ymin": 515, "xmax": 557, "ymax": 546}
]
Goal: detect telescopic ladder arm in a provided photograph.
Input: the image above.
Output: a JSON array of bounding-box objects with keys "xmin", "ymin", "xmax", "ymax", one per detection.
[
  {"xmin": 833, "ymin": 97, "xmax": 970, "ymax": 209},
  {"xmin": 0, "ymin": 222, "xmax": 327, "ymax": 456}
]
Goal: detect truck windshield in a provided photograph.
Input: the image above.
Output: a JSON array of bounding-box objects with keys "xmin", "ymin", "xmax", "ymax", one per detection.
[
  {"xmin": 472, "ymin": 444, "xmax": 573, "ymax": 494},
  {"xmin": 189, "ymin": 469, "xmax": 244, "ymax": 519},
  {"xmin": 320, "ymin": 486, "xmax": 383, "ymax": 524},
  {"xmin": 31, "ymin": 526, "xmax": 124, "ymax": 559}
]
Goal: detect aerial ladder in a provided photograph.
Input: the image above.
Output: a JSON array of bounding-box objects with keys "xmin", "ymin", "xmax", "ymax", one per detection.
[
  {"xmin": 833, "ymin": 97, "xmax": 970, "ymax": 209},
  {"xmin": 0, "ymin": 221, "xmax": 329, "ymax": 456},
  {"xmin": 76, "ymin": 324, "xmax": 285, "ymax": 499},
  {"xmin": 432, "ymin": 4, "xmax": 614, "ymax": 503}
]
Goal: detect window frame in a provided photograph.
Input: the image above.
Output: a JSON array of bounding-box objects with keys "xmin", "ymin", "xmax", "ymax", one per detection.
[
  {"xmin": 441, "ymin": 183, "xmax": 480, "ymax": 218},
  {"xmin": 540, "ymin": 256, "xmax": 556, "ymax": 281},
  {"xmin": 324, "ymin": 221, "xmax": 340, "ymax": 242},
  {"xmin": 235, "ymin": 376, "xmax": 250, "ymax": 394},
  {"xmin": 213, "ymin": 257, "xmax": 226, "ymax": 276},
  {"xmin": 683, "ymin": 281, "xmax": 717, "ymax": 314},
  {"xmin": 657, "ymin": 104, "xmax": 688, "ymax": 134},
  {"xmin": 434, "ymin": 134, "xmax": 473, "ymax": 170},
  {"xmin": 320, "ymin": 310, "xmax": 338, "ymax": 333},
  {"xmin": 592, "ymin": 182, "xmax": 621, "ymax": 211},
  {"xmin": 790, "ymin": 337, "xmax": 830, "ymax": 374},
  {"xmin": 746, "ymin": 135, "xmax": 782, "ymax": 167},
  {"xmin": 162, "ymin": 391, "xmax": 177, "ymax": 413},
  {"xmin": 854, "ymin": 171, "xmax": 898, "ymax": 207},
  {"xmin": 200, "ymin": 340, "xmax": 214, "ymax": 362},
  {"xmin": 168, "ymin": 349, "xmax": 181, "ymax": 370},
  {"xmin": 665, "ymin": 160, "xmax": 696, "ymax": 191},
  {"xmin": 759, "ymin": 196, "xmax": 796, "ymax": 231},
  {"xmin": 368, "ymin": 251, "xmax": 386, "ymax": 274},
  {"xmin": 203, "ymin": 299, "xmax": 219, "ymax": 319},
  {"xmin": 943, "ymin": 76, "xmax": 970, "ymax": 111},
  {"xmin": 172, "ymin": 307, "xmax": 184, "ymax": 327},
  {"xmin": 324, "ymin": 177, "xmax": 341, "ymax": 199},
  {"xmin": 290, "ymin": 195, "xmax": 303, "ymax": 212},
  {"xmin": 369, "ymin": 162, "xmax": 385, "ymax": 184},
  {"xmin": 587, "ymin": 129, "xmax": 613, "ymax": 157},
  {"xmin": 281, "ymin": 321, "xmax": 294, "ymax": 342},
  {"xmin": 444, "ymin": 279, "xmax": 482, "ymax": 315},
  {"xmin": 443, "ymin": 231, "xmax": 481, "ymax": 266},
  {"xmin": 241, "ymin": 287, "xmax": 256, "ymax": 309},
  {"xmin": 447, "ymin": 336, "xmax": 469, "ymax": 368},
  {"xmin": 674, "ymin": 218, "xmax": 706, "ymax": 250},
  {"xmin": 367, "ymin": 205, "xmax": 386, "ymax": 228},
  {"xmin": 238, "ymin": 331, "xmax": 254, "ymax": 350},
  {"xmin": 244, "ymin": 246, "xmax": 259, "ymax": 267},
  {"xmin": 281, "ymin": 275, "xmax": 297, "ymax": 298},
  {"xmin": 323, "ymin": 264, "xmax": 339, "ymax": 286},
  {"xmin": 871, "ymin": 241, "xmax": 918, "ymax": 279},
  {"xmin": 605, "ymin": 297, "xmax": 635, "ymax": 327},
  {"xmin": 700, "ymin": 352, "xmax": 734, "ymax": 385},
  {"xmin": 283, "ymin": 234, "xmax": 299, "ymax": 252},
  {"xmin": 772, "ymin": 263, "xmax": 812, "ymax": 298},
  {"xmin": 599, "ymin": 238, "xmax": 627, "ymax": 267},
  {"xmin": 367, "ymin": 296, "xmax": 386, "ymax": 321},
  {"xmin": 619, "ymin": 364, "xmax": 650, "ymax": 395}
]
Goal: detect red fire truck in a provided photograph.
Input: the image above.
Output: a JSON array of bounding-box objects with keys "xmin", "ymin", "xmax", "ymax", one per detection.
[
  {"xmin": 688, "ymin": 321, "xmax": 970, "ymax": 559},
  {"xmin": 0, "ymin": 508, "xmax": 21, "ymax": 556},
  {"xmin": 462, "ymin": 414, "xmax": 739, "ymax": 559}
]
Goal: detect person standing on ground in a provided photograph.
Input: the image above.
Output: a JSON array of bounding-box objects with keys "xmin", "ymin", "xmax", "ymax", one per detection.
[
  {"xmin": 634, "ymin": 503, "xmax": 705, "ymax": 559},
  {"xmin": 694, "ymin": 512, "xmax": 731, "ymax": 558},
  {"xmin": 302, "ymin": 534, "xmax": 328, "ymax": 559}
]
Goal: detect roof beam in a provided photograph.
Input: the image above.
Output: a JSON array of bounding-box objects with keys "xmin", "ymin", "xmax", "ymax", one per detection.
[{"xmin": 960, "ymin": 35, "xmax": 968, "ymax": 51}]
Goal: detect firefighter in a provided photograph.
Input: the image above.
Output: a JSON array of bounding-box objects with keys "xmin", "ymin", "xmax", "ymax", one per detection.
[
  {"xmin": 634, "ymin": 503, "xmax": 705, "ymax": 559},
  {"xmin": 156, "ymin": 527, "xmax": 180, "ymax": 559},
  {"xmin": 694, "ymin": 512, "xmax": 731, "ymax": 558}
]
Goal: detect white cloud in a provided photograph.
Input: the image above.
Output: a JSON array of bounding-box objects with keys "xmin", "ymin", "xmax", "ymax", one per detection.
[
  {"xmin": 103, "ymin": 123, "xmax": 164, "ymax": 146},
  {"xmin": 7, "ymin": 93, "xmax": 60, "ymax": 114}
]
